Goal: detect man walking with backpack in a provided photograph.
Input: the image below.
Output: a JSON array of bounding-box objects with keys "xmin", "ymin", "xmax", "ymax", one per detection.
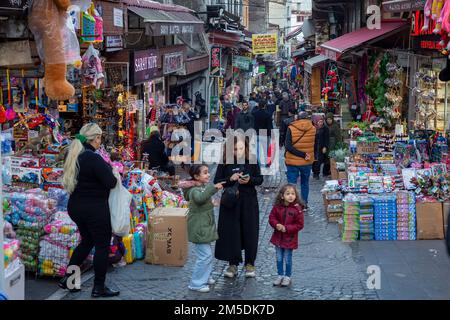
[{"xmin": 284, "ymin": 112, "xmax": 316, "ymax": 207}]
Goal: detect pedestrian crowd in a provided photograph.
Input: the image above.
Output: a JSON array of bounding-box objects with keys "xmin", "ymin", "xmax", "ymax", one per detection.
[{"xmin": 59, "ymin": 84, "xmax": 343, "ymax": 297}]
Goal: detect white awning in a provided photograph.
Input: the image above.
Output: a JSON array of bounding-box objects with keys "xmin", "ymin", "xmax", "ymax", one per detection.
[{"xmin": 304, "ymin": 55, "xmax": 329, "ymax": 73}]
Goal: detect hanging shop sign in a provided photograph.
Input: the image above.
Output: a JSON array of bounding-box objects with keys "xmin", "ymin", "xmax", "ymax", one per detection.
[
  {"xmin": 113, "ymin": 8, "xmax": 124, "ymax": 27},
  {"xmin": 411, "ymin": 10, "xmax": 442, "ymax": 50},
  {"xmin": 131, "ymin": 49, "xmax": 159, "ymax": 85},
  {"xmin": 382, "ymin": 0, "xmax": 425, "ymax": 13},
  {"xmin": 210, "ymin": 47, "xmax": 222, "ymax": 77},
  {"xmin": 163, "ymin": 52, "xmax": 184, "ymax": 75},
  {"xmin": 252, "ymin": 34, "xmax": 278, "ymax": 55},
  {"xmin": 105, "ymin": 35, "xmax": 123, "ymax": 51},
  {"xmin": 258, "ymin": 65, "xmax": 266, "ymax": 74},
  {"xmin": 233, "ymin": 55, "xmax": 252, "ymax": 71},
  {"xmin": 151, "ymin": 23, "xmax": 204, "ymax": 36}
]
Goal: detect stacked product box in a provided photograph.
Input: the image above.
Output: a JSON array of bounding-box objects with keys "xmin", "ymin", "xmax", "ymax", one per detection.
[
  {"xmin": 359, "ymin": 197, "xmax": 374, "ymax": 240},
  {"xmin": 373, "ymin": 194, "xmax": 397, "ymax": 240},
  {"xmin": 396, "ymin": 191, "xmax": 417, "ymax": 240},
  {"xmin": 342, "ymin": 194, "xmax": 360, "ymax": 242}
]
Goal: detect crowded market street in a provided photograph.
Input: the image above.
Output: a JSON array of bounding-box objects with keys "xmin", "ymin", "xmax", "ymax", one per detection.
[
  {"xmin": 3, "ymin": 0, "xmax": 450, "ymax": 305},
  {"xmin": 22, "ymin": 162, "xmax": 448, "ymax": 301}
]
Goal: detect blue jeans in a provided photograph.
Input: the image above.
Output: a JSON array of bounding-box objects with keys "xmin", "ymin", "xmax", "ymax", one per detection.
[
  {"xmin": 276, "ymin": 247, "xmax": 293, "ymax": 277},
  {"xmin": 286, "ymin": 164, "xmax": 312, "ymax": 203},
  {"xmin": 189, "ymin": 243, "xmax": 213, "ymax": 290}
]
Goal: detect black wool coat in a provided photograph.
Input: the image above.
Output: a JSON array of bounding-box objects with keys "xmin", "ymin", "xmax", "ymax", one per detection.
[
  {"xmin": 68, "ymin": 144, "xmax": 117, "ymax": 232},
  {"xmin": 214, "ymin": 163, "xmax": 263, "ymax": 264}
]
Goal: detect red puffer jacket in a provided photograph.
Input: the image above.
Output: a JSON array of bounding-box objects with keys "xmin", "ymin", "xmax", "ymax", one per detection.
[{"xmin": 269, "ymin": 203, "xmax": 304, "ymax": 249}]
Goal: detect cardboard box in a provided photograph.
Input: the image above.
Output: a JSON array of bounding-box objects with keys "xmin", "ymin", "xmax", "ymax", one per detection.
[
  {"xmin": 416, "ymin": 202, "xmax": 444, "ymax": 240},
  {"xmin": 338, "ymin": 171, "xmax": 347, "ymax": 180},
  {"xmin": 10, "ymin": 156, "xmax": 43, "ymax": 168},
  {"xmin": 330, "ymin": 158, "xmax": 338, "ymax": 180},
  {"xmin": 145, "ymin": 207, "xmax": 188, "ymax": 267},
  {"xmin": 443, "ymin": 202, "xmax": 450, "ymax": 238},
  {"xmin": 42, "ymin": 168, "xmax": 64, "ymax": 184},
  {"xmin": 11, "ymin": 166, "xmax": 43, "ymax": 185}
]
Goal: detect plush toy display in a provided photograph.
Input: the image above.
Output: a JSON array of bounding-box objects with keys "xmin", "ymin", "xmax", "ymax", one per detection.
[{"xmin": 28, "ymin": 0, "xmax": 77, "ymax": 101}]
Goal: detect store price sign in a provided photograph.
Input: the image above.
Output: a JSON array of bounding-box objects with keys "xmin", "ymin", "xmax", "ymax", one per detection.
[
  {"xmin": 210, "ymin": 47, "xmax": 222, "ymax": 77},
  {"xmin": 131, "ymin": 49, "xmax": 159, "ymax": 85},
  {"xmin": 163, "ymin": 52, "xmax": 184, "ymax": 75}
]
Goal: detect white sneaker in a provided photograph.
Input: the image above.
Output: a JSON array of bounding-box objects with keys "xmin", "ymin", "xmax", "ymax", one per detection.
[
  {"xmin": 208, "ymin": 278, "xmax": 216, "ymax": 285},
  {"xmin": 245, "ymin": 264, "xmax": 256, "ymax": 278},
  {"xmin": 281, "ymin": 277, "xmax": 291, "ymax": 287},
  {"xmin": 224, "ymin": 265, "xmax": 238, "ymax": 278},
  {"xmin": 189, "ymin": 286, "xmax": 210, "ymax": 293},
  {"xmin": 273, "ymin": 276, "xmax": 284, "ymax": 286}
]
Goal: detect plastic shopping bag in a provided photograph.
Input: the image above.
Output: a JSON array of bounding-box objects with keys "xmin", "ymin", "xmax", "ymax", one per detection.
[
  {"xmin": 109, "ymin": 173, "xmax": 132, "ymax": 237},
  {"xmin": 267, "ymin": 139, "xmax": 276, "ymax": 166}
]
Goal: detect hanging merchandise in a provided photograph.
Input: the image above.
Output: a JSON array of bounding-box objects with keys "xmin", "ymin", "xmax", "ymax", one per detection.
[
  {"xmin": 82, "ymin": 44, "xmax": 105, "ymax": 88},
  {"xmin": 322, "ymin": 63, "xmax": 341, "ymax": 114},
  {"xmin": 413, "ymin": 72, "xmax": 437, "ymax": 129},
  {"xmin": 80, "ymin": 8, "xmax": 96, "ymax": 43},
  {"xmin": 383, "ymin": 62, "xmax": 404, "ymax": 121},
  {"xmin": 27, "ymin": 0, "xmax": 79, "ymax": 101}
]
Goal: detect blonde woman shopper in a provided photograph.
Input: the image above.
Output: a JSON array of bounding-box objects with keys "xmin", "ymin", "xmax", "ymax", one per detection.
[{"xmin": 59, "ymin": 123, "xmax": 119, "ymax": 298}]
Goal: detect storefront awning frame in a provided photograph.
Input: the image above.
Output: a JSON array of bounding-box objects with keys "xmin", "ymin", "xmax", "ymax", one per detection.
[
  {"xmin": 320, "ymin": 22, "xmax": 409, "ymax": 61},
  {"xmin": 304, "ymin": 54, "xmax": 329, "ymax": 73},
  {"xmin": 127, "ymin": 6, "xmax": 204, "ymax": 36}
]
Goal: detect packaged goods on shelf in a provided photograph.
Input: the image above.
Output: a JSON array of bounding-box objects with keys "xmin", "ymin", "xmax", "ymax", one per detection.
[
  {"xmin": 373, "ymin": 194, "xmax": 397, "ymax": 241},
  {"xmin": 359, "ymin": 197, "xmax": 374, "ymax": 240},
  {"xmin": 396, "ymin": 191, "xmax": 417, "ymax": 240},
  {"xmin": 342, "ymin": 194, "xmax": 360, "ymax": 242}
]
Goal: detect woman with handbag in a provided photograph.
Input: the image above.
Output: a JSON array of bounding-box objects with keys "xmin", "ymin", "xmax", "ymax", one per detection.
[
  {"xmin": 60, "ymin": 123, "xmax": 120, "ymax": 298},
  {"xmin": 214, "ymin": 136, "xmax": 263, "ymax": 278}
]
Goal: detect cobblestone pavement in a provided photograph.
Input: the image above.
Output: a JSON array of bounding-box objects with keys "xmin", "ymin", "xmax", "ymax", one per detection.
[{"xmin": 61, "ymin": 160, "xmax": 379, "ymax": 300}]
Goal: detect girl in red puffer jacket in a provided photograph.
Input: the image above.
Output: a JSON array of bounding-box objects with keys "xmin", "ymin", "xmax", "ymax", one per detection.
[{"xmin": 269, "ymin": 184, "xmax": 305, "ymax": 287}]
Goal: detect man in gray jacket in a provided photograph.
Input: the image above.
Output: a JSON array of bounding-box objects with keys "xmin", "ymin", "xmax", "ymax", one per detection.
[{"xmin": 235, "ymin": 101, "xmax": 255, "ymax": 132}]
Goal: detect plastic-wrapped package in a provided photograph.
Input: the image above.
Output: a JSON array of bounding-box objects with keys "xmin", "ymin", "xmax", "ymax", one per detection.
[
  {"xmin": 38, "ymin": 211, "xmax": 80, "ymax": 277},
  {"xmin": 3, "ymin": 239, "xmax": 20, "ymax": 269},
  {"xmin": 28, "ymin": 0, "xmax": 80, "ymax": 66}
]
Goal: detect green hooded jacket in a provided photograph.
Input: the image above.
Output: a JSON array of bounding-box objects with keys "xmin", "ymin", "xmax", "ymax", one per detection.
[{"xmin": 183, "ymin": 184, "xmax": 219, "ymax": 244}]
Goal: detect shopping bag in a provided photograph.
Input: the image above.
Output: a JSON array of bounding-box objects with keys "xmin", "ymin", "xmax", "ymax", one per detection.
[{"xmin": 109, "ymin": 173, "xmax": 132, "ymax": 237}]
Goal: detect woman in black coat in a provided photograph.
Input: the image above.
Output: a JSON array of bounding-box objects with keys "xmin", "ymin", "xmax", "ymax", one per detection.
[
  {"xmin": 312, "ymin": 117, "xmax": 330, "ymax": 179},
  {"xmin": 60, "ymin": 123, "xmax": 119, "ymax": 298},
  {"xmin": 214, "ymin": 137, "xmax": 263, "ymax": 278}
]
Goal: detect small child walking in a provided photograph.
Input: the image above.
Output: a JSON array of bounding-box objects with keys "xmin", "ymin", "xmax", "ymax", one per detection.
[
  {"xmin": 180, "ymin": 165, "xmax": 224, "ymax": 293},
  {"xmin": 269, "ymin": 184, "xmax": 305, "ymax": 287}
]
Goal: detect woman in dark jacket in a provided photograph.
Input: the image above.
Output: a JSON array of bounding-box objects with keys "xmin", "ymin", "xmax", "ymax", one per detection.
[
  {"xmin": 214, "ymin": 137, "xmax": 263, "ymax": 278},
  {"xmin": 141, "ymin": 126, "xmax": 175, "ymax": 176},
  {"xmin": 60, "ymin": 123, "xmax": 119, "ymax": 298},
  {"xmin": 312, "ymin": 117, "xmax": 330, "ymax": 179}
]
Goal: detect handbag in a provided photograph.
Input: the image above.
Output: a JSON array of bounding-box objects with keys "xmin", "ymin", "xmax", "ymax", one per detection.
[{"xmin": 220, "ymin": 181, "xmax": 239, "ymax": 209}]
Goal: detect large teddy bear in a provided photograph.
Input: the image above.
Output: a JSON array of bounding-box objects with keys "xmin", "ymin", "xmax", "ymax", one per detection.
[{"xmin": 28, "ymin": 0, "xmax": 75, "ymax": 101}]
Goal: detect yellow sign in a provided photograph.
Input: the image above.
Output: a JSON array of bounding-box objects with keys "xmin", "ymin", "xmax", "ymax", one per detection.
[{"xmin": 252, "ymin": 34, "xmax": 278, "ymax": 55}]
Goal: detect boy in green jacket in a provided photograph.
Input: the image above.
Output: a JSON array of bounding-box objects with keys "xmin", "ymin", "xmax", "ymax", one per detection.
[{"xmin": 180, "ymin": 165, "xmax": 225, "ymax": 293}]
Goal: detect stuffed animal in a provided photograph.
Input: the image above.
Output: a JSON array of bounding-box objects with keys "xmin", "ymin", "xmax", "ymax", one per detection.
[{"xmin": 28, "ymin": 0, "xmax": 75, "ymax": 101}]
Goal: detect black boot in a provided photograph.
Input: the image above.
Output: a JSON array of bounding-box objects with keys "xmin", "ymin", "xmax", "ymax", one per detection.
[
  {"xmin": 91, "ymin": 285, "xmax": 120, "ymax": 298},
  {"xmin": 58, "ymin": 274, "xmax": 81, "ymax": 293}
]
